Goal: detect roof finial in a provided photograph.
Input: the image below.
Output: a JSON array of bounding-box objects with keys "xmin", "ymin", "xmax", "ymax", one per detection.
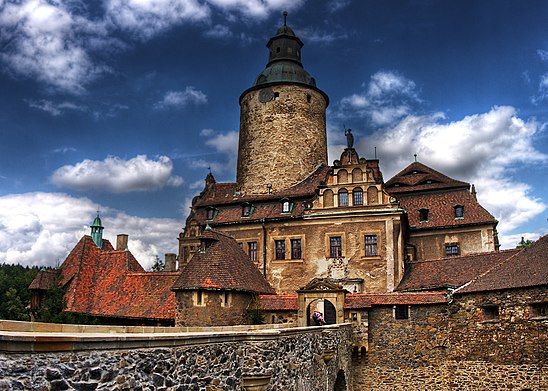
[
  {"xmin": 414, "ymin": 153, "xmax": 417, "ymax": 162},
  {"xmin": 283, "ymin": 10, "xmax": 288, "ymax": 26}
]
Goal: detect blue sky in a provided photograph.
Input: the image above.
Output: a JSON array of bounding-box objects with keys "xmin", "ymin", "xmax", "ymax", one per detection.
[{"xmin": 0, "ymin": 0, "xmax": 546, "ymax": 268}]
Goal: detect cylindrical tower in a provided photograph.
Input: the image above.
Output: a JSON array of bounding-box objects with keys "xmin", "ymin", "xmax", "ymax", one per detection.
[{"xmin": 236, "ymin": 13, "xmax": 329, "ymax": 195}]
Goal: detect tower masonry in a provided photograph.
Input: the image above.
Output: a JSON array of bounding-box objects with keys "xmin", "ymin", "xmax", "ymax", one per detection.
[{"xmin": 236, "ymin": 14, "xmax": 329, "ymax": 195}]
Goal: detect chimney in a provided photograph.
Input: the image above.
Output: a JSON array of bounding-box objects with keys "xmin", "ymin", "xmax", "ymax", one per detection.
[
  {"xmin": 165, "ymin": 253, "xmax": 177, "ymax": 272},
  {"xmin": 116, "ymin": 234, "xmax": 128, "ymax": 251}
]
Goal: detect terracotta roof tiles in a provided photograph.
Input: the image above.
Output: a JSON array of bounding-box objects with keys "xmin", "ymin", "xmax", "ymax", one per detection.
[
  {"xmin": 344, "ymin": 292, "xmax": 449, "ymax": 308},
  {"xmin": 259, "ymin": 294, "xmax": 298, "ymax": 311}
]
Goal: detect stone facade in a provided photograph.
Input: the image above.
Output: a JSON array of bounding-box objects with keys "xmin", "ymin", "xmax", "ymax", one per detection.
[
  {"xmin": 175, "ymin": 290, "xmax": 255, "ymax": 327},
  {"xmin": 0, "ymin": 322, "xmax": 353, "ymax": 391},
  {"xmin": 351, "ymin": 286, "xmax": 547, "ymax": 390},
  {"xmin": 237, "ymin": 85, "xmax": 327, "ymax": 195}
]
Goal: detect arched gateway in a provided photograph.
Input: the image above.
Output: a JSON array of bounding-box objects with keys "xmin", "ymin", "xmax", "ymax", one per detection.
[{"xmin": 297, "ymin": 278, "xmax": 346, "ymax": 327}]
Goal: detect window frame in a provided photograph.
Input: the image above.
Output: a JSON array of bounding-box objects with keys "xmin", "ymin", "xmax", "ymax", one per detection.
[
  {"xmin": 454, "ymin": 205, "xmax": 464, "ymax": 219},
  {"xmin": 290, "ymin": 238, "xmax": 302, "ymax": 260},
  {"xmin": 248, "ymin": 241, "xmax": 258, "ymax": 262},
  {"xmin": 352, "ymin": 188, "xmax": 363, "ymax": 206},
  {"xmin": 329, "ymin": 236, "xmax": 343, "ymax": 258},
  {"xmin": 394, "ymin": 305, "xmax": 409, "ymax": 320},
  {"xmin": 445, "ymin": 243, "xmax": 460, "ymax": 256},
  {"xmin": 275, "ymin": 239, "xmax": 286, "ymax": 260},
  {"xmin": 365, "ymin": 234, "xmax": 378, "ymax": 257},
  {"xmin": 419, "ymin": 208, "xmax": 429, "ymax": 222},
  {"xmin": 338, "ymin": 189, "xmax": 349, "ymax": 207},
  {"xmin": 241, "ymin": 203, "xmax": 253, "ymax": 217}
]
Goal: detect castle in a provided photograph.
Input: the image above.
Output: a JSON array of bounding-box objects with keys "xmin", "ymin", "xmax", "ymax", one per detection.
[{"xmin": 28, "ymin": 15, "xmax": 546, "ymax": 390}]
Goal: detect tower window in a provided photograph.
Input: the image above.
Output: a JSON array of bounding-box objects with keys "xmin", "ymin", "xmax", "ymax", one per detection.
[
  {"xmin": 275, "ymin": 240, "xmax": 285, "ymax": 260},
  {"xmin": 353, "ymin": 188, "xmax": 363, "ymax": 206},
  {"xmin": 306, "ymin": 94, "xmax": 311, "ymax": 103},
  {"xmin": 338, "ymin": 189, "xmax": 348, "ymax": 206},
  {"xmin": 329, "ymin": 236, "xmax": 342, "ymax": 258},
  {"xmin": 419, "ymin": 208, "xmax": 429, "ymax": 222},
  {"xmin": 365, "ymin": 235, "xmax": 378, "ymax": 257},
  {"xmin": 291, "ymin": 239, "xmax": 302, "ymax": 259},
  {"xmin": 276, "ymin": 47, "xmax": 281, "ymax": 53},
  {"xmin": 454, "ymin": 205, "xmax": 464, "ymax": 219},
  {"xmin": 274, "ymin": 92, "xmax": 280, "ymax": 100}
]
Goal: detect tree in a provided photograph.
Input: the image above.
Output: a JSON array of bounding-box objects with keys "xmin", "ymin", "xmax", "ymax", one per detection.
[
  {"xmin": 151, "ymin": 256, "xmax": 165, "ymax": 272},
  {"xmin": 517, "ymin": 237, "xmax": 535, "ymax": 248}
]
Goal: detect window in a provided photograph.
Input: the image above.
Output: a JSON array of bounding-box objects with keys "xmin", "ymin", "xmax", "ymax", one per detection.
[
  {"xmin": 531, "ymin": 303, "xmax": 548, "ymax": 318},
  {"xmin": 276, "ymin": 47, "xmax": 280, "ymax": 53},
  {"xmin": 353, "ymin": 188, "xmax": 363, "ymax": 206},
  {"xmin": 206, "ymin": 208, "xmax": 215, "ymax": 220},
  {"xmin": 221, "ymin": 291, "xmax": 231, "ymax": 307},
  {"xmin": 338, "ymin": 189, "xmax": 349, "ymax": 206},
  {"xmin": 419, "ymin": 208, "xmax": 429, "ymax": 222},
  {"xmin": 248, "ymin": 242, "xmax": 257, "ymax": 262},
  {"xmin": 482, "ymin": 306, "xmax": 499, "ymax": 321},
  {"xmin": 282, "ymin": 200, "xmax": 291, "ymax": 213},
  {"xmin": 194, "ymin": 290, "xmax": 205, "ymax": 306},
  {"xmin": 275, "ymin": 240, "xmax": 285, "ymax": 260},
  {"xmin": 291, "ymin": 239, "xmax": 302, "ymax": 259},
  {"xmin": 365, "ymin": 235, "xmax": 378, "ymax": 256},
  {"xmin": 242, "ymin": 204, "xmax": 252, "ymax": 217},
  {"xmin": 445, "ymin": 243, "xmax": 460, "ymax": 256},
  {"xmin": 395, "ymin": 305, "xmax": 409, "ymax": 319},
  {"xmin": 274, "ymin": 92, "xmax": 280, "ymax": 100},
  {"xmin": 329, "ymin": 236, "xmax": 342, "ymax": 258},
  {"xmin": 306, "ymin": 94, "xmax": 311, "ymax": 103},
  {"xmin": 323, "ymin": 189, "xmax": 334, "ymax": 207},
  {"xmin": 455, "ymin": 205, "xmax": 464, "ymax": 219}
]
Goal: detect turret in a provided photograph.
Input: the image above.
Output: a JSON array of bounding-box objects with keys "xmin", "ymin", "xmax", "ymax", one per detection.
[{"xmin": 90, "ymin": 214, "xmax": 104, "ymax": 248}]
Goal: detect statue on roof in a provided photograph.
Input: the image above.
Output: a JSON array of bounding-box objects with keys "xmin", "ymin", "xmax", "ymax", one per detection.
[{"xmin": 345, "ymin": 128, "xmax": 354, "ymax": 149}]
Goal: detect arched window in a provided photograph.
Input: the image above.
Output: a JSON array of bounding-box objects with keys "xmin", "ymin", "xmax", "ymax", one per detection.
[
  {"xmin": 352, "ymin": 168, "xmax": 363, "ymax": 183},
  {"xmin": 367, "ymin": 186, "xmax": 378, "ymax": 205},
  {"xmin": 337, "ymin": 170, "xmax": 348, "ymax": 184},
  {"xmin": 323, "ymin": 189, "xmax": 334, "ymax": 207},
  {"xmin": 352, "ymin": 188, "xmax": 363, "ymax": 206},
  {"xmin": 338, "ymin": 188, "xmax": 349, "ymax": 206}
]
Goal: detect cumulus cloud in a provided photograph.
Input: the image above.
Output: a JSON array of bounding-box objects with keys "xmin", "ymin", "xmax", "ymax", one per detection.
[
  {"xmin": 0, "ymin": 0, "xmax": 112, "ymax": 94},
  {"xmin": 154, "ymin": 87, "xmax": 208, "ymax": 110},
  {"xmin": 105, "ymin": 0, "xmax": 210, "ymax": 40},
  {"xmin": 207, "ymin": 0, "xmax": 305, "ymax": 19},
  {"xmin": 51, "ymin": 155, "xmax": 183, "ymax": 193},
  {"xmin": 338, "ymin": 70, "xmax": 420, "ymax": 126},
  {"xmin": 0, "ymin": 192, "xmax": 181, "ymax": 269}
]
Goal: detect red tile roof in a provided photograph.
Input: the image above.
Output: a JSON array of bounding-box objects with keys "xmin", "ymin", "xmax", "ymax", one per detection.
[
  {"xmin": 457, "ymin": 235, "xmax": 548, "ymax": 293},
  {"xmin": 58, "ymin": 235, "xmax": 178, "ymax": 321},
  {"xmin": 344, "ymin": 292, "xmax": 449, "ymax": 308},
  {"xmin": 172, "ymin": 230, "xmax": 275, "ymax": 294},
  {"xmin": 397, "ymin": 249, "xmax": 520, "ymax": 292},
  {"xmin": 385, "ymin": 161, "xmax": 469, "ymax": 194},
  {"xmin": 259, "ymin": 294, "xmax": 298, "ymax": 311}
]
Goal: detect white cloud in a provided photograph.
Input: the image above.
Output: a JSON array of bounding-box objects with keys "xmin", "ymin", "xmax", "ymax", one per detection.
[
  {"xmin": 337, "ymin": 70, "xmax": 420, "ymax": 126},
  {"xmin": 154, "ymin": 87, "xmax": 208, "ymax": 110},
  {"xmin": 27, "ymin": 99, "xmax": 87, "ymax": 116},
  {"xmin": 0, "ymin": 0, "xmax": 111, "ymax": 94},
  {"xmin": 207, "ymin": 0, "xmax": 305, "ymax": 19},
  {"xmin": 105, "ymin": 0, "xmax": 211, "ymax": 40},
  {"xmin": 204, "ymin": 23, "xmax": 232, "ymax": 38},
  {"xmin": 205, "ymin": 130, "xmax": 239, "ymax": 156},
  {"xmin": 298, "ymin": 27, "xmax": 347, "ymax": 44},
  {"xmin": 51, "ymin": 155, "xmax": 184, "ymax": 193},
  {"xmin": 537, "ymin": 49, "xmax": 548, "ymax": 61},
  {"xmin": 0, "ymin": 192, "xmax": 181, "ymax": 269}
]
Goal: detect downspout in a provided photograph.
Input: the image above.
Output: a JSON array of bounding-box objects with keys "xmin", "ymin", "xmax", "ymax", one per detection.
[{"xmin": 261, "ymin": 218, "xmax": 267, "ymax": 277}]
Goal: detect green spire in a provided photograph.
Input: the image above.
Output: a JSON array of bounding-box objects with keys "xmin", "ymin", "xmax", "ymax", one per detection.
[{"xmin": 90, "ymin": 213, "xmax": 104, "ymax": 248}]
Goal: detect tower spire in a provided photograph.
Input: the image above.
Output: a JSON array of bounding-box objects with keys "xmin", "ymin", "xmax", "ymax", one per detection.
[
  {"xmin": 90, "ymin": 213, "xmax": 104, "ymax": 248},
  {"xmin": 283, "ymin": 10, "xmax": 287, "ymax": 26}
]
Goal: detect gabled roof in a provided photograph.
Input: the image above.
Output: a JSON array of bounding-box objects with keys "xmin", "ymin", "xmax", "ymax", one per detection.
[
  {"xmin": 398, "ymin": 189, "xmax": 497, "ymax": 229},
  {"xmin": 397, "ymin": 249, "xmax": 520, "ymax": 292},
  {"xmin": 57, "ymin": 235, "xmax": 178, "ymax": 321},
  {"xmin": 172, "ymin": 230, "xmax": 275, "ymax": 294},
  {"xmin": 456, "ymin": 235, "xmax": 548, "ymax": 293},
  {"xmin": 385, "ymin": 161, "xmax": 469, "ymax": 195}
]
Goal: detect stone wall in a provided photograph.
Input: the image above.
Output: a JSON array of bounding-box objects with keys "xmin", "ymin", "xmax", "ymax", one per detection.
[
  {"xmin": 237, "ymin": 85, "xmax": 327, "ymax": 195},
  {"xmin": 353, "ymin": 286, "xmax": 547, "ymax": 390},
  {"xmin": 0, "ymin": 323, "xmax": 353, "ymax": 391}
]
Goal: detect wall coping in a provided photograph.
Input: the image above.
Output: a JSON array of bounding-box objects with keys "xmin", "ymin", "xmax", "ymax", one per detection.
[{"xmin": 0, "ymin": 320, "xmax": 351, "ymax": 353}]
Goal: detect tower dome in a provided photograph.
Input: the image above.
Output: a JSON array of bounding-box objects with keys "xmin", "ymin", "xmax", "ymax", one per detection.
[
  {"xmin": 90, "ymin": 214, "xmax": 104, "ymax": 248},
  {"xmin": 236, "ymin": 13, "xmax": 329, "ymax": 195}
]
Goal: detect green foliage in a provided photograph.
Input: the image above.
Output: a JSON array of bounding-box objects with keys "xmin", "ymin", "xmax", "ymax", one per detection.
[
  {"xmin": 0, "ymin": 264, "xmax": 39, "ymax": 321},
  {"xmin": 247, "ymin": 293, "xmax": 265, "ymax": 325},
  {"xmin": 150, "ymin": 256, "xmax": 165, "ymax": 272},
  {"xmin": 517, "ymin": 237, "xmax": 535, "ymax": 248}
]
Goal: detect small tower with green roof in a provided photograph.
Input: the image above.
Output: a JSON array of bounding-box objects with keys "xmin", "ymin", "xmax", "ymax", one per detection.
[{"xmin": 90, "ymin": 213, "xmax": 104, "ymax": 248}]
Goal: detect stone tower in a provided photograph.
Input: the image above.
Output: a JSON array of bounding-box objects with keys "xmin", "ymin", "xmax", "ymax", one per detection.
[{"xmin": 236, "ymin": 12, "xmax": 329, "ymax": 195}]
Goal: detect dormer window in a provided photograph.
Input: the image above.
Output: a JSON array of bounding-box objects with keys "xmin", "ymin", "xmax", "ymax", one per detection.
[
  {"xmin": 281, "ymin": 200, "xmax": 292, "ymax": 213},
  {"xmin": 206, "ymin": 208, "xmax": 216, "ymax": 221},
  {"xmin": 242, "ymin": 203, "xmax": 253, "ymax": 217},
  {"xmin": 454, "ymin": 205, "xmax": 464, "ymax": 219},
  {"xmin": 419, "ymin": 208, "xmax": 429, "ymax": 222}
]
